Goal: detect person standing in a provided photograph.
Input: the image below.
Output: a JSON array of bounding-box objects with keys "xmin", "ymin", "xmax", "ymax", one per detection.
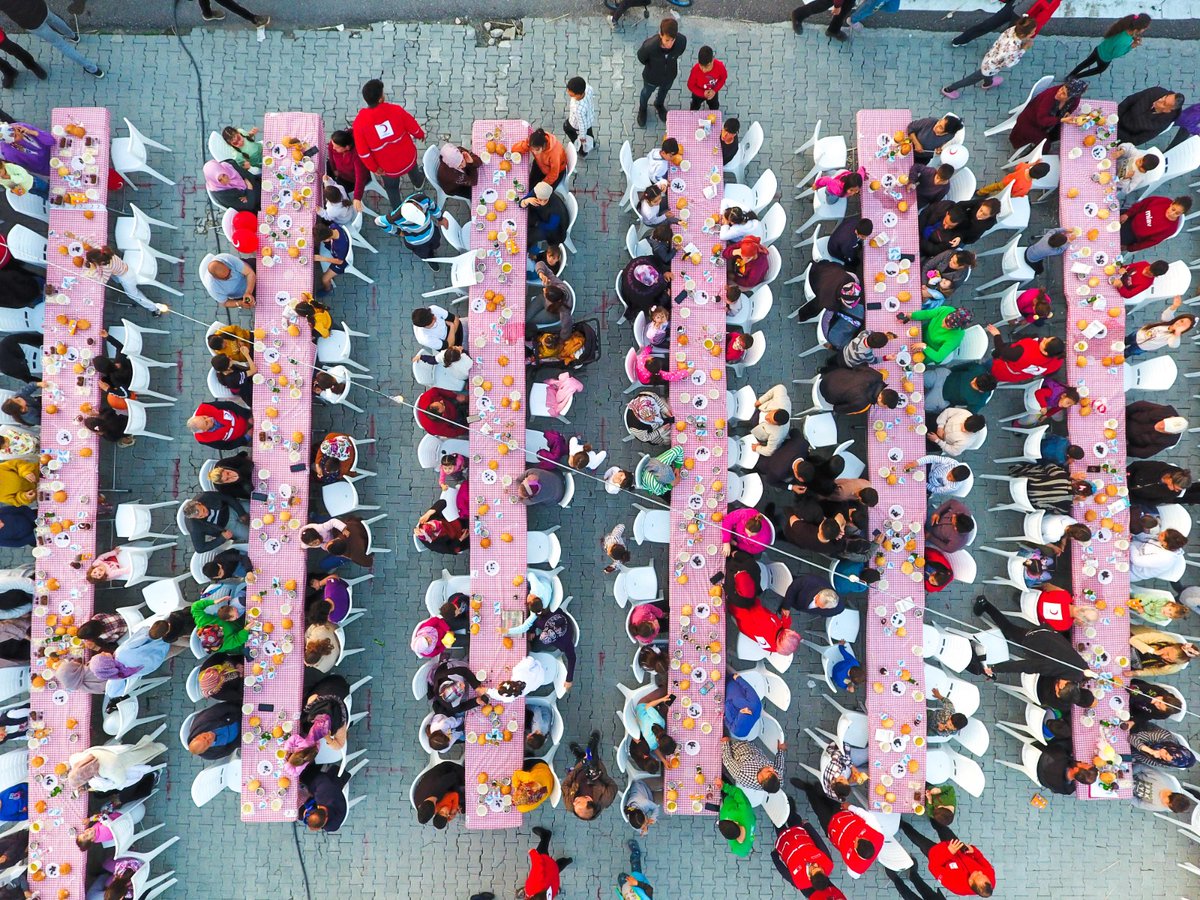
[
  {"xmin": 898, "ymin": 821, "xmax": 996, "ymax": 897},
  {"xmin": 941, "ymin": 15, "xmax": 1038, "ymax": 99},
  {"xmin": 0, "ymin": 26, "xmax": 44, "ymax": 85},
  {"xmin": 375, "ymin": 193, "xmax": 447, "ymax": 271},
  {"xmin": 687, "ymin": 45, "xmax": 727, "ymax": 111},
  {"xmin": 791, "ymin": 0, "xmax": 856, "ymax": 42},
  {"xmin": 0, "ymin": 0, "xmax": 101, "ymax": 77},
  {"xmin": 193, "ymin": 0, "xmax": 269, "ymax": 25},
  {"xmin": 636, "ymin": 18, "xmax": 687, "ymax": 127},
  {"xmin": 617, "ymin": 839, "xmax": 654, "ymax": 900},
  {"xmin": 352, "ymin": 78, "xmax": 426, "ymax": 211},
  {"xmin": 1068, "ymin": 14, "xmax": 1150, "ymax": 79},
  {"xmin": 525, "ymin": 827, "xmax": 572, "ymax": 900},
  {"xmin": 563, "ymin": 76, "xmax": 597, "ymax": 156}
]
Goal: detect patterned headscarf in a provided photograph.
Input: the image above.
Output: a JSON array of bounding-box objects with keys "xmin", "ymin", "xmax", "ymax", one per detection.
[
  {"xmin": 943, "ymin": 308, "xmax": 975, "ymax": 330},
  {"xmin": 1055, "ymin": 79, "xmax": 1089, "ymax": 116},
  {"xmin": 838, "ymin": 277, "xmax": 863, "ymax": 309},
  {"xmin": 199, "ymin": 660, "xmax": 241, "ymax": 698}
]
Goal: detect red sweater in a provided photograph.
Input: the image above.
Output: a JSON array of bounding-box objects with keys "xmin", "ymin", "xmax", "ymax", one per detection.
[
  {"xmin": 193, "ymin": 403, "xmax": 251, "ymax": 446},
  {"xmin": 326, "ymin": 140, "xmax": 370, "ymax": 201},
  {"xmin": 826, "ymin": 809, "xmax": 883, "ymax": 876},
  {"xmin": 416, "ymin": 388, "xmax": 467, "ymax": 438},
  {"xmin": 775, "ymin": 824, "xmax": 835, "ymax": 890},
  {"xmin": 928, "ymin": 841, "xmax": 995, "ymax": 896},
  {"xmin": 1123, "ymin": 196, "xmax": 1178, "ymax": 252},
  {"xmin": 991, "ymin": 338, "xmax": 1064, "ymax": 383},
  {"xmin": 351, "ymin": 102, "xmax": 425, "ymax": 178},
  {"xmin": 1036, "ymin": 588, "xmax": 1073, "ymax": 631},
  {"xmin": 524, "ymin": 850, "xmax": 560, "ymax": 898},
  {"xmin": 1118, "ymin": 261, "xmax": 1156, "ymax": 299},
  {"xmin": 687, "ymin": 60, "xmax": 728, "ymax": 97},
  {"xmin": 730, "ymin": 601, "xmax": 792, "ymax": 653}
]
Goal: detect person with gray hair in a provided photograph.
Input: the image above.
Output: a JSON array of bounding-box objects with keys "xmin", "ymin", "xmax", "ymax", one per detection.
[{"xmin": 182, "ymin": 491, "xmax": 249, "ymax": 553}]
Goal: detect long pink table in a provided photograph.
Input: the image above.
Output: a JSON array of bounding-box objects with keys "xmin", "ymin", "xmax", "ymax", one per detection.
[
  {"xmin": 463, "ymin": 118, "xmax": 530, "ymax": 830},
  {"xmin": 239, "ymin": 112, "xmax": 323, "ymax": 821},
  {"xmin": 28, "ymin": 105, "xmax": 111, "ymax": 899},
  {"xmin": 661, "ymin": 109, "xmax": 727, "ymax": 816},
  {"xmin": 1058, "ymin": 100, "xmax": 1132, "ymax": 799},
  {"xmin": 856, "ymin": 109, "xmax": 927, "ymax": 814}
]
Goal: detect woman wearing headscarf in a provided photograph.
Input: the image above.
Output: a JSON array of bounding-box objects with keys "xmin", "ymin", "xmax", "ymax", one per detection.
[
  {"xmin": 411, "ymin": 615, "xmax": 452, "ymax": 660},
  {"xmin": 723, "ymin": 235, "xmax": 770, "ymax": 289},
  {"xmin": 312, "ymin": 432, "xmax": 357, "ymax": 485},
  {"xmin": 1131, "ymin": 723, "xmax": 1196, "ymax": 769},
  {"xmin": 203, "ymin": 159, "xmax": 261, "ymax": 212},
  {"xmin": 435, "ymin": 143, "xmax": 482, "ymax": 199},
  {"xmin": 1010, "ymin": 79, "xmax": 1088, "ymax": 150},
  {"xmin": 0, "ymin": 123, "xmax": 52, "ymax": 176},
  {"xmin": 197, "ymin": 652, "xmax": 244, "ymax": 704},
  {"xmin": 624, "ymin": 390, "xmax": 674, "ymax": 446},
  {"xmin": 620, "ymin": 255, "xmax": 672, "ymax": 317},
  {"xmin": 426, "ymin": 659, "xmax": 487, "ymax": 717},
  {"xmin": 1118, "ymin": 86, "xmax": 1186, "ymax": 145},
  {"xmin": 413, "ymin": 499, "xmax": 467, "ymax": 555},
  {"xmin": 901, "ymin": 306, "xmax": 974, "ymax": 365},
  {"xmin": 67, "ymin": 734, "xmax": 167, "ymax": 792},
  {"xmin": 795, "ymin": 260, "xmax": 860, "ymax": 323}
]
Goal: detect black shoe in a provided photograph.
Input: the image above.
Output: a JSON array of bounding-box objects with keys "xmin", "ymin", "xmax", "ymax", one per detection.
[
  {"xmin": 428, "ymin": 262, "xmax": 442, "ymax": 272},
  {"xmin": 636, "ymin": 107, "xmax": 647, "ymax": 128},
  {"xmin": 972, "ymin": 595, "xmax": 988, "ymax": 617},
  {"xmin": 88, "ymin": 68, "xmax": 104, "ymax": 79},
  {"xmin": 791, "ymin": 16, "xmax": 804, "ymax": 32},
  {"xmin": 66, "ymin": 31, "xmax": 80, "ymax": 44},
  {"xmin": 569, "ymin": 741, "xmax": 584, "ymax": 760},
  {"xmin": 532, "ymin": 825, "xmax": 551, "ymax": 840},
  {"xmin": 950, "ymin": 35, "xmax": 970, "ymax": 47},
  {"xmin": 29, "ymin": 64, "xmax": 47, "ymax": 80},
  {"xmin": 654, "ymin": 104, "xmax": 668, "ymax": 123},
  {"xmin": 202, "ymin": 9, "xmax": 225, "ymax": 19},
  {"xmin": 253, "ymin": 15, "xmax": 271, "ymax": 26},
  {"xmin": 827, "ymin": 29, "xmax": 847, "ymax": 41},
  {"xmin": 789, "ymin": 776, "xmax": 807, "ymax": 790},
  {"xmin": 0, "ymin": 73, "xmax": 12, "ymax": 90}
]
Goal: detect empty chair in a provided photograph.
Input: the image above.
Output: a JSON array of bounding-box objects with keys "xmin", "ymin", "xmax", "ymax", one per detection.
[
  {"xmin": 793, "ymin": 188, "xmax": 846, "ymax": 236},
  {"xmin": 122, "ymin": 241, "xmax": 183, "ymax": 298},
  {"xmin": 191, "ymin": 753, "xmax": 240, "ymax": 807},
  {"xmin": 6, "ymin": 224, "xmax": 46, "ymax": 267},
  {"xmin": 632, "ymin": 507, "xmax": 670, "ymax": 544},
  {"xmin": 923, "ymin": 664, "xmax": 981, "ymax": 717},
  {"xmin": 613, "ymin": 565, "xmax": 659, "ymax": 608},
  {"xmin": 115, "ymin": 203, "xmax": 180, "ymax": 253},
  {"xmin": 1125, "ymin": 356, "xmax": 1178, "ymax": 391},
  {"xmin": 110, "ymin": 117, "xmax": 175, "ymax": 190},
  {"xmin": 1138, "ymin": 135, "xmax": 1200, "ymax": 197},
  {"xmin": 974, "ymin": 234, "xmax": 1034, "ymax": 293},
  {"xmin": 114, "ymin": 501, "xmax": 179, "ymax": 541},
  {"xmin": 4, "ymin": 187, "xmax": 47, "ymax": 223},
  {"xmin": 123, "ymin": 399, "xmax": 175, "ymax": 442},
  {"xmin": 317, "ymin": 322, "xmax": 371, "ymax": 371},
  {"xmin": 724, "ymin": 121, "xmax": 764, "ymax": 184},
  {"xmin": 420, "ymin": 250, "xmax": 485, "ymax": 299},
  {"xmin": 794, "ymin": 120, "xmax": 847, "ymax": 190},
  {"xmin": 945, "ymin": 166, "xmax": 977, "ymax": 202},
  {"xmin": 922, "ymin": 623, "xmax": 974, "ymax": 673}
]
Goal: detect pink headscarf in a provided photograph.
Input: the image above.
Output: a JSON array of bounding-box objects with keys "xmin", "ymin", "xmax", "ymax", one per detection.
[
  {"xmin": 203, "ymin": 159, "xmax": 247, "ymax": 193},
  {"xmin": 88, "ymin": 653, "xmax": 140, "ymax": 681}
]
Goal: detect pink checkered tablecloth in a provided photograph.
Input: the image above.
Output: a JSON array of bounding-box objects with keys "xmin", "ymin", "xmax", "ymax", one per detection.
[
  {"xmin": 27, "ymin": 106, "xmax": 111, "ymax": 898},
  {"xmin": 856, "ymin": 109, "xmax": 928, "ymax": 814},
  {"xmin": 1058, "ymin": 100, "xmax": 1132, "ymax": 799},
  {"xmin": 661, "ymin": 109, "xmax": 728, "ymax": 816},
  {"xmin": 239, "ymin": 112, "xmax": 323, "ymax": 822},
  {"xmin": 463, "ymin": 118, "xmax": 531, "ymax": 830}
]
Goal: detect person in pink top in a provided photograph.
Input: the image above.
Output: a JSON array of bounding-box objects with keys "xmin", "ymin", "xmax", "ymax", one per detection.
[
  {"xmin": 86, "ymin": 548, "xmax": 131, "ymax": 585},
  {"xmin": 629, "ymin": 602, "xmax": 667, "ymax": 644},
  {"xmin": 635, "ymin": 344, "xmax": 691, "ymax": 385},
  {"xmin": 1013, "ymin": 287, "xmax": 1053, "ymax": 326},
  {"xmin": 722, "ymin": 508, "xmax": 776, "ymax": 554},
  {"xmin": 813, "ymin": 166, "xmax": 866, "ymax": 199}
]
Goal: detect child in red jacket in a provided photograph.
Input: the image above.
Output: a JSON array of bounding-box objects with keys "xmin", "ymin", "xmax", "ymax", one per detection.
[
  {"xmin": 525, "ymin": 826, "xmax": 572, "ymax": 900},
  {"xmin": 687, "ymin": 45, "xmax": 727, "ymax": 111}
]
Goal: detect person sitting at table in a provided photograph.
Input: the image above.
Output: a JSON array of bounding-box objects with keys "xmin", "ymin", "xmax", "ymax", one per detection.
[
  {"xmin": 817, "ymin": 366, "xmax": 899, "ymax": 416},
  {"xmin": 522, "ymin": 181, "xmax": 569, "ymax": 245},
  {"xmin": 926, "ymin": 407, "xmax": 986, "ymax": 458},
  {"xmin": 717, "ymin": 117, "xmax": 741, "ymax": 166},
  {"xmin": 1129, "ymin": 625, "xmax": 1199, "ymax": 676},
  {"xmin": 782, "ymin": 574, "xmax": 844, "ymax": 620},
  {"xmin": 909, "ymin": 162, "xmax": 955, "ymax": 208},
  {"xmin": 564, "ymin": 729, "xmax": 617, "ymax": 820},
  {"xmin": 192, "ymin": 652, "xmax": 244, "ymax": 705},
  {"xmin": 1113, "ymin": 144, "xmax": 1162, "ymax": 198},
  {"xmin": 925, "ymin": 499, "xmax": 974, "ymax": 555},
  {"xmin": 1129, "ymin": 591, "xmax": 1190, "ymax": 629},
  {"xmin": 828, "ymin": 640, "xmax": 863, "ymax": 693},
  {"xmin": 312, "ymin": 220, "xmax": 350, "ymax": 296},
  {"xmin": 792, "ymin": 778, "xmax": 882, "ymax": 879},
  {"xmin": 508, "ymin": 607, "xmax": 577, "ymax": 689},
  {"xmin": 200, "ymin": 451, "xmax": 252, "ymax": 502},
  {"xmin": 203, "ymin": 159, "xmax": 260, "ymax": 212},
  {"xmin": 826, "ymin": 216, "xmax": 872, "ymax": 269},
  {"xmin": 205, "ymin": 324, "xmax": 252, "ymax": 362},
  {"xmin": 1118, "ymin": 86, "xmax": 1186, "ymax": 145},
  {"xmin": 1130, "ymin": 678, "xmax": 1185, "ymax": 723},
  {"xmin": 514, "ymin": 128, "xmax": 569, "ymax": 188},
  {"xmin": 820, "ymin": 738, "xmax": 868, "ymax": 801},
  {"xmin": 313, "ymin": 432, "xmax": 358, "ymax": 486},
  {"xmin": 527, "ymin": 282, "xmax": 573, "ymax": 340},
  {"xmin": 723, "ymin": 735, "xmax": 786, "ymax": 797},
  {"xmin": 0, "ymin": 503, "xmax": 33, "ymax": 548},
  {"xmin": 412, "ymin": 759, "xmax": 465, "ymax": 830},
  {"xmin": 1009, "ymin": 79, "xmax": 1088, "ymax": 150},
  {"xmin": 636, "ymin": 445, "xmax": 684, "ymax": 497},
  {"xmin": 1130, "ymin": 461, "xmax": 1193, "ymax": 505},
  {"xmin": 918, "ymin": 200, "xmax": 968, "ymax": 258},
  {"xmin": 1133, "ymin": 764, "xmax": 1196, "ymax": 816},
  {"xmin": 719, "ymin": 206, "xmax": 765, "ymax": 244},
  {"xmin": 302, "ymin": 614, "xmax": 342, "ymax": 674},
  {"xmin": 620, "ymin": 255, "xmax": 672, "ymax": 317},
  {"xmin": 302, "ymin": 516, "xmax": 375, "ymax": 567},
  {"xmin": 730, "ymin": 597, "xmax": 802, "ymax": 655},
  {"xmin": 908, "ymin": 455, "xmax": 974, "ymax": 499},
  {"xmin": 218, "ymin": 124, "xmax": 262, "ymax": 171},
  {"xmin": 187, "ymin": 400, "xmax": 253, "ymax": 450},
  {"xmin": 644, "ymin": 136, "xmax": 683, "ymax": 182},
  {"xmin": 185, "ymin": 700, "xmax": 242, "ymax": 760},
  {"xmin": 435, "ymin": 142, "xmax": 481, "ymax": 200},
  {"xmin": 1132, "ymin": 723, "xmax": 1196, "ymax": 769},
  {"xmin": 898, "ymin": 821, "xmax": 996, "ymax": 897},
  {"xmin": 67, "ymin": 734, "xmax": 167, "ymax": 793},
  {"xmin": 200, "ymin": 252, "xmax": 257, "ymax": 310},
  {"xmin": 296, "ymin": 763, "xmax": 353, "ymax": 834},
  {"xmin": 628, "ymin": 600, "xmax": 667, "ymax": 646},
  {"xmin": 636, "ymin": 181, "xmax": 677, "ymax": 228},
  {"xmin": 181, "ymin": 492, "xmax": 249, "ymax": 553},
  {"xmin": 1126, "ymin": 401, "xmax": 1186, "ymax": 459},
  {"xmin": 723, "ymin": 235, "xmax": 769, "ymax": 290},
  {"xmin": 721, "ymin": 508, "xmax": 775, "ymax": 555},
  {"xmin": 511, "ymin": 468, "xmax": 566, "ymax": 507},
  {"xmin": 190, "ymin": 585, "xmax": 249, "ymax": 655},
  {"xmin": 986, "ymin": 325, "xmax": 1065, "ymax": 383},
  {"xmin": 918, "ymin": 252, "xmax": 975, "ymax": 305},
  {"xmin": 923, "ymin": 362, "xmax": 994, "ymax": 417},
  {"xmin": 1131, "ymin": 528, "xmax": 1188, "ymax": 582},
  {"xmin": 633, "ymin": 344, "xmax": 690, "ymax": 387},
  {"xmin": 906, "ymin": 114, "xmax": 964, "ymax": 163},
  {"xmin": 415, "ymin": 387, "xmax": 469, "ymax": 438},
  {"xmin": 722, "ymin": 671, "xmax": 764, "ymax": 743},
  {"xmin": 1120, "ymin": 194, "xmax": 1191, "ymax": 252},
  {"xmin": 427, "ymin": 660, "xmax": 487, "ymax": 720},
  {"xmin": 0, "ymin": 455, "xmax": 34, "ymax": 506},
  {"xmin": 1121, "ymin": 298, "xmax": 1194, "ymax": 354}
]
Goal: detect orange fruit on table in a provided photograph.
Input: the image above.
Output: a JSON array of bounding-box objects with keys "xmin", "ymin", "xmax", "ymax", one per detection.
[
  {"xmin": 277, "ymin": 776, "xmax": 291, "ymax": 790},
  {"xmin": 287, "ymin": 324, "xmax": 300, "ymax": 336},
  {"xmin": 480, "ymin": 537, "xmax": 491, "ymax": 548},
  {"xmin": 281, "ymin": 618, "xmax": 293, "ymax": 629},
  {"xmin": 52, "ymin": 491, "xmax": 67, "ymax": 502},
  {"xmin": 495, "ymin": 200, "xmax": 507, "ymax": 212},
  {"xmin": 499, "ymin": 160, "xmax": 512, "ymax": 172},
  {"xmin": 288, "ymin": 247, "xmax": 300, "ymax": 259},
  {"xmin": 266, "ymin": 407, "xmax": 278, "ymax": 418},
  {"xmin": 33, "ymin": 800, "xmax": 46, "ymax": 813},
  {"xmin": 59, "ymin": 863, "xmax": 71, "ymax": 875},
  {"xmin": 45, "ymin": 404, "xmax": 57, "ymax": 415}
]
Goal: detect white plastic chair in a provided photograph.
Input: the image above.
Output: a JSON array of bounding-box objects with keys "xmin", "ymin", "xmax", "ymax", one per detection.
[
  {"xmin": 526, "ymin": 528, "xmax": 562, "ymax": 567},
  {"xmin": 4, "ymin": 187, "xmax": 47, "ymax": 223},
  {"xmin": 632, "ymin": 507, "xmax": 671, "ymax": 545},
  {"xmin": 613, "ymin": 565, "xmax": 659, "ymax": 608},
  {"xmin": 111, "ymin": 117, "xmax": 175, "ymax": 190},
  {"xmin": 6, "ymin": 223, "xmax": 46, "ymax": 267},
  {"xmin": 115, "ymin": 501, "xmax": 179, "ymax": 541},
  {"xmin": 793, "ymin": 188, "xmax": 846, "ymax": 237},
  {"xmin": 123, "ymin": 398, "xmax": 175, "ymax": 442},
  {"xmin": 191, "ymin": 752, "xmax": 240, "ymax": 807},
  {"xmin": 421, "ymin": 145, "xmax": 450, "ymax": 210},
  {"xmin": 946, "ymin": 167, "xmax": 977, "ymax": 202},
  {"xmin": 439, "ymin": 209, "xmax": 470, "ymax": 253},
  {"xmin": 316, "ymin": 322, "xmax": 371, "ymax": 371},
  {"xmin": 528, "ymin": 382, "xmax": 571, "ymax": 422},
  {"xmin": 562, "ymin": 191, "xmax": 580, "ymax": 254},
  {"xmin": 1124, "ymin": 355, "xmax": 1178, "ymax": 391},
  {"xmin": 122, "ymin": 240, "xmax": 183, "ymax": 297},
  {"xmin": 794, "ymin": 120, "xmax": 847, "ymax": 189},
  {"xmin": 725, "ymin": 121, "xmax": 764, "ymax": 184},
  {"xmin": 1139, "ymin": 135, "xmax": 1200, "ymax": 198},
  {"xmin": 420, "ymin": 250, "xmax": 485, "ymax": 299},
  {"xmin": 975, "ymin": 234, "xmax": 1034, "ymax": 293}
]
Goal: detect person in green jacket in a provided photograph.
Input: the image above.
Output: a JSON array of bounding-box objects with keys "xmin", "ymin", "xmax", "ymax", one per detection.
[
  {"xmin": 709, "ymin": 781, "xmax": 756, "ymax": 856},
  {"xmin": 191, "ymin": 588, "xmax": 249, "ymax": 653},
  {"xmin": 1069, "ymin": 13, "xmax": 1150, "ymax": 79},
  {"xmin": 901, "ymin": 306, "xmax": 974, "ymax": 366}
]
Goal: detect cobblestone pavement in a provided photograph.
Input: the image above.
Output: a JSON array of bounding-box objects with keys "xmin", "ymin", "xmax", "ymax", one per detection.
[{"xmin": 1, "ymin": 15, "xmax": 1197, "ymax": 900}]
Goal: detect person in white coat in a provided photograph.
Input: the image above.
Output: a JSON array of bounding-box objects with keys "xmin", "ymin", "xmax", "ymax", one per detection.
[
  {"xmin": 488, "ymin": 654, "xmax": 557, "ymax": 701},
  {"xmin": 67, "ymin": 734, "xmax": 166, "ymax": 792}
]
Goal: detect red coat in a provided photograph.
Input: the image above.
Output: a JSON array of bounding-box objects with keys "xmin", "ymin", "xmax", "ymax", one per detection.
[
  {"xmin": 416, "ymin": 388, "xmax": 467, "ymax": 438},
  {"xmin": 1036, "ymin": 588, "xmax": 1074, "ymax": 631},
  {"xmin": 351, "ymin": 102, "xmax": 425, "ymax": 178},
  {"xmin": 1010, "ymin": 86, "xmax": 1077, "ymax": 150},
  {"xmin": 687, "ymin": 60, "xmax": 728, "ymax": 97},
  {"xmin": 730, "ymin": 600, "xmax": 792, "ymax": 653},
  {"xmin": 192, "ymin": 402, "xmax": 250, "ymax": 446},
  {"xmin": 525, "ymin": 850, "xmax": 561, "ymax": 898},
  {"xmin": 775, "ymin": 823, "xmax": 836, "ymax": 891},
  {"xmin": 1122, "ymin": 196, "xmax": 1179, "ymax": 252},
  {"xmin": 1118, "ymin": 261, "xmax": 1156, "ymax": 299},
  {"xmin": 826, "ymin": 809, "xmax": 883, "ymax": 876},
  {"xmin": 991, "ymin": 338, "xmax": 1064, "ymax": 383},
  {"xmin": 928, "ymin": 841, "xmax": 995, "ymax": 896}
]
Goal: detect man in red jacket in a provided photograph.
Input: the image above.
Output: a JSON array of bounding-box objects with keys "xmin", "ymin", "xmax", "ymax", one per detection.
[
  {"xmin": 772, "ymin": 796, "xmax": 846, "ymax": 898},
  {"xmin": 415, "ymin": 387, "xmax": 469, "ymax": 438},
  {"xmin": 1120, "ymin": 195, "xmax": 1191, "ymax": 253},
  {"xmin": 351, "ymin": 78, "xmax": 426, "ymax": 210},
  {"xmin": 730, "ymin": 598, "xmax": 803, "ymax": 655},
  {"xmin": 986, "ymin": 325, "xmax": 1065, "ymax": 383},
  {"xmin": 687, "ymin": 45, "xmax": 727, "ymax": 111},
  {"xmin": 796, "ymin": 779, "xmax": 884, "ymax": 879},
  {"xmin": 524, "ymin": 826, "xmax": 571, "ymax": 900},
  {"xmin": 187, "ymin": 401, "xmax": 253, "ymax": 450},
  {"xmin": 900, "ymin": 821, "xmax": 995, "ymax": 896}
]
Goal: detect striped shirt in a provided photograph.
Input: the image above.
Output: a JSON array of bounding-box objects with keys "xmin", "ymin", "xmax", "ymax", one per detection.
[
  {"xmin": 841, "ymin": 330, "xmax": 880, "ymax": 368},
  {"xmin": 722, "ymin": 739, "xmax": 785, "ymax": 792},
  {"xmin": 567, "ymin": 85, "xmax": 598, "ymax": 135},
  {"xmin": 917, "ymin": 455, "xmax": 973, "ymax": 498},
  {"xmin": 637, "ymin": 445, "xmax": 683, "ymax": 496},
  {"xmin": 380, "ymin": 193, "xmax": 442, "ymax": 247}
]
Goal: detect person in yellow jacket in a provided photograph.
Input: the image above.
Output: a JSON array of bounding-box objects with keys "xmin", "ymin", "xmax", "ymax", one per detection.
[{"xmin": 0, "ymin": 458, "xmax": 36, "ymax": 506}]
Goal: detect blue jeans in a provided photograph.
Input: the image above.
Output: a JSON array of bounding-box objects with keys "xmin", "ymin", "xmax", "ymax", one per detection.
[
  {"xmin": 29, "ymin": 177, "xmax": 47, "ymax": 200},
  {"xmin": 638, "ymin": 80, "xmax": 671, "ymax": 116},
  {"xmin": 30, "ymin": 11, "xmax": 100, "ymax": 74}
]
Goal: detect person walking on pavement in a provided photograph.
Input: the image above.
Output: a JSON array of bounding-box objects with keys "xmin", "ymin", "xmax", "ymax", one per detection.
[
  {"xmin": 0, "ymin": 0, "xmax": 101, "ymax": 77},
  {"xmin": 617, "ymin": 839, "xmax": 654, "ymax": 899},
  {"xmin": 636, "ymin": 18, "xmax": 687, "ymax": 127},
  {"xmin": 791, "ymin": 0, "xmax": 857, "ymax": 42},
  {"xmin": 193, "ymin": 0, "xmax": 270, "ymax": 26},
  {"xmin": 941, "ymin": 14, "xmax": 1038, "ymax": 99},
  {"xmin": 352, "ymin": 78, "xmax": 426, "ymax": 211},
  {"xmin": 0, "ymin": 26, "xmax": 44, "ymax": 85},
  {"xmin": 524, "ymin": 826, "xmax": 572, "ymax": 900}
]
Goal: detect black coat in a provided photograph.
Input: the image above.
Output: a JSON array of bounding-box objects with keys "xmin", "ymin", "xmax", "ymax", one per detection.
[
  {"xmin": 1128, "ymin": 461, "xmax": 1188, "ymax": 504},
  {"xmin": 637, "ymin": 33, "xmax": 688, "ymax": 86},
  {"xmin": 1126, "ymin": 401, "xmax": 1180, "ymax": 459},
  {"xmin": 1118, "ymin": 87, "xmax": 1182, "ymax": 145},
  {"xmin": 188, "ymin": 701, "xmax": 242, "ymax": 760}
]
